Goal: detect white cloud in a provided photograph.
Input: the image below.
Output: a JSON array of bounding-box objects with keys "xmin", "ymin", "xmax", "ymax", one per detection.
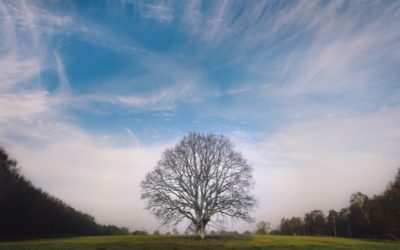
[
  {"xmin": 0, "ymin": 0, "xmax": 177, "ymax": 225},
  {"xmin": 0, "ymin": 1, "xmax": 73, "ymax": 92},
  {"xmin": 2, "ymin": 118, "xmax": 173, "ymax": 230},
  {"xmin": 0, "ymin": 56, "xmax": 41, "ymax": 90},
  {"xmin": 116, "ymin": 82, "xmax": 194, "ymax": 107},
  {"xmin": 54, "ymin": 51, "xmax": 70, "ymax": 94},
  {"xmin": 67, "ymin": 51, "xmax": 211, "ymax": 111},
  {"xmin": 178, "ymin": 0, "xmax": 400, "ymax": 100},
  {"xmin": 138, "ymin": 2, "xmax": 174, "ymax": 23},
  {"xmin": 66, "ymin": 81, "xmax": 198, "ymax": 113},
  {"xmin": 0, "ymin": 92, "xmax": 51, "ymax": 121},
  {"xmin": 231, "ymin": 106, "xmax": 400, "ymax": 228},
  {"xmin": 0, "ymin": 78, "xmax": 175, "ymax": 231}
]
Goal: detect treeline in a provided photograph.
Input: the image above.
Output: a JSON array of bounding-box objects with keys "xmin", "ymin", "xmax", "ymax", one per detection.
[
  {"xmin": 0, "ymin": 148, "xmax": 128, "ymax": 240},
  {"xmin": 272, "ymin": 169, "xmax": 400, "ymax": 240}
]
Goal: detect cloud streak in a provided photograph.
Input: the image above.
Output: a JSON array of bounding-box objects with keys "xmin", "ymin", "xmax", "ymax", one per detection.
[{"xmin": 139, "ymin": 2, "xmax": 174, "ymax": 23}]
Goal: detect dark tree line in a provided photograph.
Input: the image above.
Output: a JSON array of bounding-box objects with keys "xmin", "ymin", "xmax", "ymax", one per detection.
[
  {"xmin": 273, "ymin": 169, "xmax": 400, "ymax": 240},
  {"xmin": 0, "ymin": 148, "xmax": 128, "ymax": 240}
]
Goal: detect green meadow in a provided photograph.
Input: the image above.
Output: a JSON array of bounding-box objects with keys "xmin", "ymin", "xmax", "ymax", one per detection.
[{"xmin": 0, "ymin": 235, "xmax": 399, "ymax": 250}]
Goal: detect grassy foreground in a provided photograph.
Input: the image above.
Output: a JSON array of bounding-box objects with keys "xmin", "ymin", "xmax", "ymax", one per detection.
[{"xmin": 0, "ymin": 235, "xmax": 399, "ymax": 250}]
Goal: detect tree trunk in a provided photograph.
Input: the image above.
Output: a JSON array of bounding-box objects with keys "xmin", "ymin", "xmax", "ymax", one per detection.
[
  {"xmin": 333, "ymin": 216, "xmax": 337, "ymax": 237},
  {"xmin": 197, "ymin": 224, "xmax": 205, "ymax": 239},
  {"xmin": 347, "ymin": 222, "xmax": 352, "ymax": 238}
]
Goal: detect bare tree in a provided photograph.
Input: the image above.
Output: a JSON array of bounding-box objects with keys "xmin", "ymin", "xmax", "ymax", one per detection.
[
  {"xmin": 256, "ymin": 221, "xmax": 271, "ymax": 234},
  {"xmin": 141, "ymin": 132, "xmax": 256, "ymax": 239}
]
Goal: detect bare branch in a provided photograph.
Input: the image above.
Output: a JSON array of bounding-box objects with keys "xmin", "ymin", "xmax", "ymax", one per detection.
[{"xmin": 141, "ymin": 132, "xmax": 257, "ymax": 239}]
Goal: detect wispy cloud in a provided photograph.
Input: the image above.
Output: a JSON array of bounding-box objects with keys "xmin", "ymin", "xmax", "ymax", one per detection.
[
  {"xmin": 0, "ymin": 92, "xmax": 51, "ymax": 122},
  {"xmin": 271, "ymin": 5, "xmax": 400, "ymax": 97},
  {"xmin": 73, "ymin": 82, "xmax": 196, "ymax": 112},
  {"xmin": 0, "ymin": 0, "xmax": 73, "ymax": 89},
  {"xmin": 177, "ymin": 0, "xmax": 400, "ymax": 99},
  {"xmin": 115, "ymin": 82, "xmax": 194, "ymax": 107},
  {"xmin": 0, "ymin": 1, "xmax": 173, "ymax": 231},
  {"xmin": 0, "ymin": 0, "xmax": 73, "ymax": 132},
  {"xmin": 138, "ymin": 1, "xmax": 174, "ymax": 23},
  {"xmin": 0, "ymin": 56, "xmax": 41, "ymax": 90},
  {"xmin": 54, "ymin": 51, "xmax": 70, "ymax": 94}
]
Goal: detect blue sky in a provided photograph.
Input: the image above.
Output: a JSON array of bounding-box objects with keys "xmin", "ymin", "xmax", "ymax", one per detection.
[{"xmin": 1, "ymin": 0, "xmax": 400, "ymax": 232}]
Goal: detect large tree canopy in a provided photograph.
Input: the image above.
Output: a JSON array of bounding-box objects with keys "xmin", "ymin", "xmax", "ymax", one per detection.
[{"xmin": 141, "ymin": 132, "xmax": 256, "ymax": 239}]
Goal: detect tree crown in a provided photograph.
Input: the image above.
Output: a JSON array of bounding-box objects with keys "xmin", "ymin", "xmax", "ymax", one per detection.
[{"xmin": 141, "ymin": 132, "xmax": 256, "ymax": 237}]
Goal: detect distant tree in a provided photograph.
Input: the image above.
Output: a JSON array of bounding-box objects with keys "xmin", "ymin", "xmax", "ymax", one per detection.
[
  {"xmin": 215, "ymin": 230, "xmax": 239, "ymax": 235},
  {"xmin": 131, "ymin": 230, "xmax": 148, "ymax": 235},
  {"xmin": 304, "ymin": 210, "xmax": 326, "ymax": 236},
  {"xmin": 290, "ymin": 217, "xmax": 304, "ymax": 235},
  {"xmin": 243, "ymin": 230, "xmax": 252, "ymax": 235},
  {"xmin": 153, "ymin": 230, "xmax": 160, "ymax": 235},
  {"xmin": 172, "ymin": 228, "xmax": 179, "ymax": 235},
  {"xmin": 269, "ymin": 229, "xmax": 281, "ymax": 235},
  {"xmin": 333, "ymin": 208, "xmax": 351, "ymax": 237},
  {"xmin": 100, "ymin": 225, "xmax": 130, "ymax": 235},
  {"xmin": 272, "ymin": 169, "xmax": 400, "ymax": 240},
  {"xmin": 349, "ymin": 192, "xmax": 374, "ymax": 237},
  {"xmin": 279, "ymin": 218, "xmax": 289, "ymax": 235},
  {"xmin": 361, "ymin": 169, "xmax": 400, "ymax": 240},
  {"xmin": 141, "ymin": 132, "xmax": 256, "ymax": 239},
  {"xmin": 218, "ymin": 229, "xmax": 227, "ymax": 235},
  {"xmin": 279, "ymin": 217, "xmax": 304, "ymax": 236},
  {"xmin": 0, "ymin": 147, "xmax": 103, "ymax": 239},
  {"xmin": 380, "ymin": 168, "xmax": 400, "ymax": 240},
  {"xmin": 256, "ymin": 221, "xmax": 270, "ymax": 234},
  {"xmin": 369, "ymin": 194, "xmax": 388, "ymax": 238},
  {"xmin": 327, "ymin": 210, "xmax": 339, "ymax": 237},
  {"xmin": 120, "ymin": 227, "xmax": 130, "ymax": 235}
]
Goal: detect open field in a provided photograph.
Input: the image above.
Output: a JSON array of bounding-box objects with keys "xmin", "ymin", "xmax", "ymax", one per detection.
[{"xmin": 0, "ymin": 235, "xmax": 399, "ymax": 250}]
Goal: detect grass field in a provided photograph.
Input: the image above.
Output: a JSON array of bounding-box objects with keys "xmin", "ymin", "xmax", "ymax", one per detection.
[{"xmin": 0, "ymin": 235, "xmax": 399, "ymax": 250}]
